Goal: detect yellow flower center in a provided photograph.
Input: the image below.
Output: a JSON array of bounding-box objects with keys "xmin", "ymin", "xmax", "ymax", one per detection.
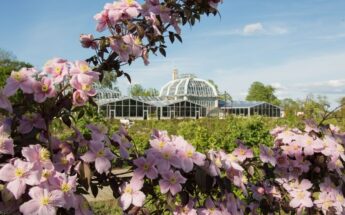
[
  {"xmin": 337, "ymin": 194, "xmax": 344, "ymax": 202},
  {"xmin": 40, "ymin": 197, "xmax": 50, "ymax": 206},
  {"xmin": 143, "ymin": 163, "xmax": 149, "ymax": 171},
  {"xmin": 42, "ymin": 169, "xmax": 51, "ymax": 178},
  {"xmin": 134, "ymin": 37, "xmax": 142, "ymax": 46},
  {"xmin": 61, "ymin": 183, "xmax": 71, "ymax": 193},
  {"xmin": 215, "ymin": 158, "xmax": 222, "ymax": 167},
  {"xmin": 186, "ymin": 150, "xmax": 193, "ymax": 158},
  {"xmin": 55, "ymin": 66, "xmax": 62, "ymax": 75},
  {"xmin": 323, "ymin": 200, "xmax": 333, "ymax": 209},
  {"xmin": 169, "ymin": 176, "xmax": 177, "ymax": 184},
  {"xmin": 126, "ymin": 0, "xmax": 134, "ymax": 5},
  {"xmin": 60, "ymin": 157, "xmax": 68, "ymax": 165},
  {"xmin": 15, "ymin": 168, "xmax": 24, "ymax": 177},
  {"xmin": 238, "ymin": 149, "xmax": 246, "ymax": 155},
  {"xmin": 158, "ymin": 141, "xmax": 165, "ymax": 149},
  {"xmin": 11, "ymin": 72, "xmax": 22, "ymax": 81},
  {"xmin": 337, "ymin": 144, "xmax": 344, "ymax": 153},
  {"xmin": 82, "ymin": 84, "xmax": 91, "ymax": 91},
  {"xmin": 97, "ymin": 150, "xmax": 105, "ymax": 157},
  {"xmin": 306, "ymin": 138, "xmax": 312, "ymax": 145},
  {"xmin": 80, "ymin": 64, "xmax": 90, "ymax": 73},
  {"xmin": 120, "ymin": 44, "xmax": 128, "ymax": 51},
  {"xmin": 41, "ymin": 84, "xmax": 49, "ymax": 92},
  {"xmin": 296, "ymin": 191, "xmax": 305, "ymax": 199},
  {"xmin": 39, "ymin": 148, "xmax": 50, "ymax": 161},
  {"xmin": 163, "ymin": 152, "xmax": 170, "ymax": 160},
  {"xmin": 124, "ymin": 186, "xmax": 132, "ymax": 193}
]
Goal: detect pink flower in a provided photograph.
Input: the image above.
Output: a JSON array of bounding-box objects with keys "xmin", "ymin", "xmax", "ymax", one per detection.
[
  {"xmin": 80, "ymin": 34, "xmax": 98, "ymax": 49},
  {"xmin": 22, "ymin": 144, "xmax": 53, "ymax": 168},
  {"xmin": 70, "ymin": 74, "xmax": 97, "ymax": 97},
  {"xmin": 0, "ymin": 89, "xmax": 12, "ymax": 113},
  {"xmin": 0, "ymin": 159, "xmax": 40, "ymax": 199},
  {"xmin": 133, "ymin": 155, "xmax": 158, "ymax": 179},
  {"xmin": 174, "ymin": 200, "xmax": 197, "ymax": 215},
  {"xmin": 80, "ymin": 141, "xmax": 115, "ymax": 174},
  {"xmin": 87, "ymin": 124, "xmax": 109, "ymax": 142},
  {"xmin": 50, "ymin": 173, "xmax": 77, "ymax": 209},
  {"xmin": 277, "ymin": 130, "xmax": 299, "ymax": 144},
  {"xmin": 3, "ymin": 68, "xmax": 36, "ymax": 96},
  {"xmin": 107, "ymin": 0, "xmax": 142, "ymax": 24},
  {"xmin": 208, "ymin": 0, "xmax": 223, "ymax": 9},
  {"xmin": 205, "ymin": 150, "xmax": 223, "ymax": 176},
  {"xmin": 74, "ymin": 195, "xmax": 93, "ymax": 215},
  {"xmin": 19, "ymin": 186, "xmax": 65, "ymax": 215},
  {"xmin": 53, "ymin": 151, "xmax": 75, "ymax": 173},
  {"xmin": 232, "ymin": 143, "xmax": 254, "ymax": 162},
  {"xmin": 94, "ymin": 9, "xmax": 110, "ymax": 32},
  {"xmin": 259, "ymin": 145, "xmax": 276, "ymax": 166},
  {"xmin": 110, "ymin": 38, "xmax": 131, "ymax": 62},
  {"xmin": 18, "ymin": 113, "xmax": 46, "ymax": 134},
  {"xmin": 73, "ymin": 90, "xmax": 89, "ymax": 106},
  {"xmin": 0, "ymin": 128, "xmax": 14, "ymax": 155},
  {"xmin": 43, "ymin": 58, "xmax": 69, "ymax": 84},
  {"xmin": 33, "ymin": 77, "xmax": 56, "ymax": 103},
  {"xmin": 298, "ymin": 134, "xmax": 323, "ymax": 156},
  {"xmin": 159, "ymin": 170, "xmax": 186, "ymax": 195},
  {"xmin": 289, "ymin": 189, "xmax": 313, "ymax": 208},
  {"xmin": 281, "ymin": 142, "xmax": 302, "ymax": 157},
  {"xmin": 176, "ymin": 139, "xmax": 206, "ymax": 173},
  {"xmin": 153, "ymin": 144, "xmax": 180, "ymax": 171},
  {"xmin": 70, "ymin": 60, "xmax": 99, "ymax": 81},
  {"xmin": 119, "ymin": 177, "xmax": 145, "ymax": 210},
  {"xmin": 123, "ymin": 34, "xmax": 143, "ymax": 58},
  {"xmin": 198, "ymin": 197, "xmax": 222, "ymax": 215},
  {"xmin": 111, "ymin": 132, "xmax": 132, "ymax": 159}
]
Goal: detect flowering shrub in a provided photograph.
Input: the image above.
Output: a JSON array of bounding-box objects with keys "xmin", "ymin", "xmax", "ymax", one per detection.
[{"xmin": 1, "ymin": 0, "xmax": 344, "ymax": 214}]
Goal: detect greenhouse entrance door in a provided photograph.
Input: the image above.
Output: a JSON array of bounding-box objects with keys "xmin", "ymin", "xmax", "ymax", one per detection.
[
  {"xmin": 170, "ymin": 111, "xmax": 175, "ymax": 119},
  {"xmin": 143, "ymin": 110, "xmax": 148, "ymax": 120},
  {"xmin": 196, "ymin": 111, "xmax": 200, "ymax": 119}
]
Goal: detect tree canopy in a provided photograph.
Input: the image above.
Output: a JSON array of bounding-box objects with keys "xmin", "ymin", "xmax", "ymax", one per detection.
[
  {"xmin": 130, "ymin": 84, "xmax": 159, "ymax": 97},
  {"xmin": 246, "ymin": 81, "xmax": 280, "ymax": 105}
]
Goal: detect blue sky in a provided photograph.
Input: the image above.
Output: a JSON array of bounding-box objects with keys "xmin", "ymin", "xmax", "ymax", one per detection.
[{"xmin": 1, "ymin": 0, "xmax": 345, "ymax": 106}]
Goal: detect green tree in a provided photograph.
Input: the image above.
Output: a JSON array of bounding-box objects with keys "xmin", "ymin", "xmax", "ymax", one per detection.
[
  {"xmin": 246, "ymin": 81, "xmax": 280, "ymax": 105},
  {"xmin": 145, "ymin": 88, "xmax": 159, "ymax": 96},
  {"xmin": 280, "ymin": 98, "xmax": 300, "ymax": 118},
  {"xmin": 129, "ymin": 84, "xmax": 159, "ymax": 97},
  {"xmin": 100, "ymin": 71, "xmax": 117, "ymax": 89}
]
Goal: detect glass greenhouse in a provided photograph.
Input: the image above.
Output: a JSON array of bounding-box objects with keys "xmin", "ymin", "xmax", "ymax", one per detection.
[
  {"xmin": 219, "ymin": 101, "xmax": 281, "ymax": 117},
  {"xmin": 97, "ymin": 96, "xmax": 206, "ymax": 120},
  {"xmin": 159, "ymin": 72, "xmax": 218, "ymax": 111}
]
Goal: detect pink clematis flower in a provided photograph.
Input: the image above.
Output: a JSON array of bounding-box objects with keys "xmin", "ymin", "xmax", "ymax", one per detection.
[
  {"xmin": 174, "ymin": 200, "xmax": 197, "ymax": 215},
  {"xmin": 133, "ymin": 155, "xmax": 158, "ymax": 179},
  {"xmin": 70, "ymin": 73, "xmax": 97, "ymax": 97},
  {"xmin": 159, "ymin": 170, "xmax": 186, "ymax": 195},
  {"xmin": 94, "ymin": 9, "xmax": 110, "ymax": 32},
  {"xmin": 107, "ymin": 0, "xmax": 142, "ymax": 24},
  {"xmin": 74, "ymin": 195, "xmax": 93, "ymax": 215},
  {"xmin": 0, "ymin": 128, "xmax": 14, "ymax": 155},
  {"xmin": 289, "ymin": 189, "xmax": 313, "ymax": 209},
  {"xmin": 33, "ymin": 77, "xmax": 56, "ymax": 103},
  {"xmin": 153, "ymin": 144, "xmax": 180, "ymax": 171},
  {"xmin": 198, "ymin": 197, "xmax": 222, "ymax": 215},
  {"xmin": 53, "ymin": 151, "xmax": 75, "ymax": 173},
  {"xmin": 22, "ymin": 144, "xmax": 53, "ymax": 168},
  {"xmin": 298, "ymin": 134, "xmax": 324, "ymax": 156},
  {"xmin": 19, "ymin": 186, "xmax": 65, "ymax": 215},
  {"xmin": 110, "ymin": 38, "xmax": 131, "ymax": 62},
  {"xmin": 50, "ymin": 172, "xmax": 77, "ymax": 209},
  {"xmin": 208, "ymin": 0, "xmax": 223, "ymax": 9},
  {"xmin": 73, "ymin": 90, "xmax": 89, "ymax": 106},
  {"xmin": 123, "ymin": 34, "xmax": 143, "ymax": 58},
  {"xmin": 43, "ymin": 58, "xmax": 69, "ymax": 84},
  {"xmin": 176, "ymin": 139, "xmax": 206, "ymax": 173},
  {"xmin": 232, "ymin": 143, "xmax": 254, "ymax": 163},
  {"xmin": 87, "ymin": 124, "xmax": 109, "ymax": 142},
  {"xmin": 18, "ymin": 113, "xmax": 46, "ymax": 134},
  {"xmin": 111, "ymin": 132, "xmax": 132, "ymax": 159},
  {"xmin": 80, "ymin": 34, "xmax": 98, "ymax": 49},
  {"xmin": 0, "ymin": 159, "xmax": 40, "ymax": 199},
  {"xmin": 119, "ymin": 177, "xmax": 145, "ymax": 210},
  {"xmin": 259, "ymin": 145, "xmax": 276, "ymax": 166},
  {"xmin": 0, "ymin": 89, "xmax": 12, "ymax": 113},
  {"xmin": 80, "ymin": 141, "xmax": 115, "ymax": 174},
  {"xmin": 3, "ymin": 68, "xmax": 36, "ymax": 96},
  {"xmin": 70, "ymin": 60, "xmax": 99, "ymax": 81}
]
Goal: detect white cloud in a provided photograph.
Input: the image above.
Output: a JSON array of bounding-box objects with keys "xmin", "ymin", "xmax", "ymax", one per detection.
[
  {"xmin": 243, "ymin": 23, "xmax": 264, "ymax": 35},
  {"xmin": 210, "ymin": 22, "xmax": 289, "ymax": 36}
]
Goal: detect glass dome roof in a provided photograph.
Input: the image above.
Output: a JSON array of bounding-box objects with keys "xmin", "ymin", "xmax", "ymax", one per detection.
[{"xmin": 159, "ymin": 74, "xmax": 218, "ymax": 98}]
